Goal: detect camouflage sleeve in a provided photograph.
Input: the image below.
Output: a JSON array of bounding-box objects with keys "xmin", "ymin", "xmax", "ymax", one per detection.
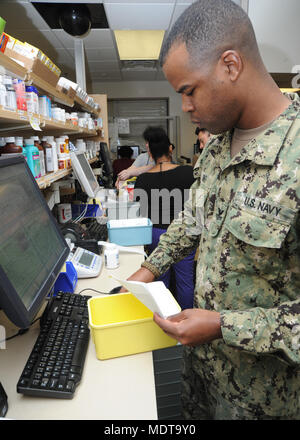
[
  {"xmin": 141, "ymin": 182, "xmax": 203, "ymax": 277},
  {"xmin": 221, "ymin": 299, "xmax": 300, "ymax": 366}
]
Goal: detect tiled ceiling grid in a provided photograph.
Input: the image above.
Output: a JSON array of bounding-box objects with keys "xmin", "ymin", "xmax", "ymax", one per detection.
[{"xmin": 0, "ymin": 0, "xmax": 198, "ymax": 84}]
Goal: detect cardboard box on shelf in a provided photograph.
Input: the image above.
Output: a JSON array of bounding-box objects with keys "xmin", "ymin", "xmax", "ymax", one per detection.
[
  {"xmin": 4, "ymin": 47, "xmax": 59, "ymax": 87},
  {"xmin": 56, "ymin": 84, "xmax": 76, "ymax": 100}
]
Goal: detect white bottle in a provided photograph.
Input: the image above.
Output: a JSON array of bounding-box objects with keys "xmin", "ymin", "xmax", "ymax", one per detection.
[
  {"xmin": 104, "ymin": 245, "xmax": 119, "ymax": 269},
  {"xmin": 46, "ymin": 136, "xmax": 58, "ymax": 172},
  {"xmin": 3, "ymin": 75, "xmax": 17, "ymax": 111},
  {"xmin": 0, "ymin": 75, "xmax": 7, "ymax": 108}
]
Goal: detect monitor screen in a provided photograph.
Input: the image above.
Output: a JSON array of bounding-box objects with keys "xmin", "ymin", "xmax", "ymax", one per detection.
[
  {"xmin": 100, "ymin": 142, "xmax": 113, "ymax": 176},
  {"xmin": 117, "ymin": 145, "xmax": 140, "ymax": 160},
  {"xmin": 70, "ymin": 151, "xmax": 99, "ymax": 198},
  {"xmin": 0, "ymin": 156, "xmax": 69, "ymax": 328}
]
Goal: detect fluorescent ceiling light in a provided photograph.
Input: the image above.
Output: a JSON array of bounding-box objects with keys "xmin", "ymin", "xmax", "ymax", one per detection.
[{"xmin": 114, "ymin": 30, "xmax": 165, "ymax": 60}]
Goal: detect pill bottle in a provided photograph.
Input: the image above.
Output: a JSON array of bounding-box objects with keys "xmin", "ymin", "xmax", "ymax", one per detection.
[
  {"xmin": 3, "ymin": 76, "xmax": 17, "ymax": 111},
  {"xmin": 24, "ymin": 138, "xmax": 41, "ymax": 178},
  {"xmin": 104, "ymin": 245, "xmax": 119, "ymax": 269},
  {"xmin": 0, "ymin": 75, "xmax": 7, "ymax": 107},
  {"xmin": 2, "ymin": 137, "xmax": 22, "ymax": 154},
  {"xmin": 25, "ymin": 85, "xmax": 39, "ymax": 114},
  {"xmin": 13, "ymin": 79, "xmax": 27, "ymax": 112},
  {"xmin": 57, "ymin": 152, "xmax": 67, "ymax": 170},
  {"xmin": 31, "ymin": 136, "xmax": 46, "ymax": 176},
  {"xmin": 41, "ymin": 137, "xmax": 54, "ymax": 173},
  {"xmin": 46, "ymin": 136, "xmax": 58, "ymax": 172},
  {"xmin": 71, "ymin": 112, "xmax": 78, "ymax": 126}
]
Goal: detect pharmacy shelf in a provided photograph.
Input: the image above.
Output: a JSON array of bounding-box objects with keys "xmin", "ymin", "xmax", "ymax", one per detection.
[
  {"xmin": 74, "ymin": 95, "xmax": 100, "ymax": 116},
  {"xmin": 37, "ymin": 168, "xmax": 72, "ymax": 190},
  {"xmin": 0, "ymin": 106, "xmax": 98, "ymax": 136},
  {"xmin": 27, "ymin": 72, "xmax": 74, "ymax": 107},
  {"xmin": 0, "ymin": 51, "xmax": 27, "ymax": 80},
  {"xmin": 37, "ymin": 156, "xmax": 98, "ymax": 189}
]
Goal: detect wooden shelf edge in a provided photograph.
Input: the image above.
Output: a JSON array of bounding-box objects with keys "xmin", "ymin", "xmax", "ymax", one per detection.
[{"xmin": 0, "ymin": 52, "xmax": 27, "ymax": 79}]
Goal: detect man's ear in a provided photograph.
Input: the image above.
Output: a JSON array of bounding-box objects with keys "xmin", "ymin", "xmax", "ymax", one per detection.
[{"xmin": 220, "ymin": 50, "xmax": 243, "ymax": 82}]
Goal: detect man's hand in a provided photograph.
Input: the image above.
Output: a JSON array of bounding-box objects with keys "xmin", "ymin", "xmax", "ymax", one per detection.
[{"xmin": 153, "ymin": 309, "xmax": 222, "ymax": 346}]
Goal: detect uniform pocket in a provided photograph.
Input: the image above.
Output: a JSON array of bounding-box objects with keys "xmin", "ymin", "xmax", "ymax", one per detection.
[{"xmin": 224, "ymin": 204, "xmax": 292, "ymax": 249}]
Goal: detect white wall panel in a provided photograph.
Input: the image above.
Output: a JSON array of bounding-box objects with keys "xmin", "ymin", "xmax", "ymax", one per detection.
[{"xmin": 249, "ymin": 0, "xmax": 300, "ymax": 72}]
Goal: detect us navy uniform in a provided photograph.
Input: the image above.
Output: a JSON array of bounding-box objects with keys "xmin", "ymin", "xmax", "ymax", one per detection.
[{"xmin": 142, "ymin": 94, "xmax": 300, "ymax": 419}]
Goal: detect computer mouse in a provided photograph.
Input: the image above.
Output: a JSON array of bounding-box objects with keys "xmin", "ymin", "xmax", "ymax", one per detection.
[{"xmin": 109, "ymin": 285, "xmax": 122, "ymax": 294}]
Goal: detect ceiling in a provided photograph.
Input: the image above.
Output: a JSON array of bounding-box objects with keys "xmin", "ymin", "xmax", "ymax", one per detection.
[{"xmin": 0, "ymin": 0, "xmax": 199, "ymax": 85}]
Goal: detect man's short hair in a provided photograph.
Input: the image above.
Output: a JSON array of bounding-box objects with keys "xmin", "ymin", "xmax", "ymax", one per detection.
[{"xmin": 160, "ymin": 0, "xmax": 260, "ymax": 68}]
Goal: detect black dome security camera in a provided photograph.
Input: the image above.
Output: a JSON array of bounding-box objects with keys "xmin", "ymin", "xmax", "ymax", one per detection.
[{"xmin": 59, "ymin": 4, "xmax": 91, "ymax": 38}]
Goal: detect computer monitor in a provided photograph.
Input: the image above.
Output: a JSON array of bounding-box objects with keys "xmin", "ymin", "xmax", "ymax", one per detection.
[
  {"xmin": 117, "ymin": 145, "xmax": 140, "ymax": 160},
  {"xmin": 99, "ymin": 142, "xmax": 113, "ymax": 177},
  {"xmin": 70, "ymin": 151, "xmax": 99, "ymax": 198},
  {"xmin": 0, "ymin": 156, "xmax": 69, "ymax": 328}
]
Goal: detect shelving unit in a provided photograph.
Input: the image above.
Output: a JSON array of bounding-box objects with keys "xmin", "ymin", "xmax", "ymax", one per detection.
[{"xmin": 0, "ymin": 51, "xmax": 110, "ymax": 205}]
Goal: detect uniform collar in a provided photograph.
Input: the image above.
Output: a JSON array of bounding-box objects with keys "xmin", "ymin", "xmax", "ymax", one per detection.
[{"xmin": 194, "ymin": 93, "xmax": 300, "ymax": 176}]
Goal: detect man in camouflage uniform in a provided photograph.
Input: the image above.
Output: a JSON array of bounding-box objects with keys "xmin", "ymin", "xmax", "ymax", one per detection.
[{"xmin": 125, "ymin": 0, "xmax": 300, "ymax": 419}]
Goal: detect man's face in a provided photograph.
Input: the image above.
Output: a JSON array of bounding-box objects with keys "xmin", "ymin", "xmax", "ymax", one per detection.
[
  {"xmin": 198, "ymin": 131, "xmax": 210, "ymax": 149},
  {"xmin": 163, "ymin": 43, "xmax": 241, "ymax": 134}
]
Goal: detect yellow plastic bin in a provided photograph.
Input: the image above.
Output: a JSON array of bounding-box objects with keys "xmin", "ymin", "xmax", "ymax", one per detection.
[{"xmin": 88, "ymin": 293, "xmax": 178, "ymax": 360}]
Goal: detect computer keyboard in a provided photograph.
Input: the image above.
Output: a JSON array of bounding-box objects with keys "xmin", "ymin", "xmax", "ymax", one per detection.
[{"xmin": 17, "ymin": 292, "xmax": 91, "ymax": 399}]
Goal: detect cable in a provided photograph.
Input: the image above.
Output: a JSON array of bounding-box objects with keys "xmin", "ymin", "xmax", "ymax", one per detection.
[
  {"xmin": 77, "ymin": 287, "xmax": 110, "ymax": 296},
  {"xmin": 2, "ymin": 316, "xmax": 42, "ymax": 343}
]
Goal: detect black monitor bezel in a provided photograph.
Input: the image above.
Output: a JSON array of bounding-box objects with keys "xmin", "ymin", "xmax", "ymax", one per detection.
[{"xmin": 0, "ymin": 156, "xmax": 69, "ymax": 328}]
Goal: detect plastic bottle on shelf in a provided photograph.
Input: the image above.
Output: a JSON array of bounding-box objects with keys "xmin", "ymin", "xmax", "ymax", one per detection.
[
  {"xmin": 57, "ymin": 152, "xmax": 67, "ymax": 170},
  {"xmin": 46, "ymin": 136, "xmax": 58, "ymax": 172},
  {"xmin": 31, "ymin": 136, "xmax": 46, "ymax": 177},
  {"xmin": 2, "ymin": 137, "xmax": 22, "ymax": 154},
  {"xmin": 3, "ymin": 76, "xmax": 17, "ymax": 111},
  {"xmin": 25, "ymin": 85, "xmax": 39, "ymax": 114},
  {"xmin": 55, "ymin": 136, "xmax": 65, "ymax": 154},
  {"xmin": 0, "ymin": 137, "xmax": 6, "ymax": 152},
  {"xmin": 64, "ymin": 135, "xmax": 70, "ymax": 153},
  {"xmin": 13, "ymin": 79, "xmax": 27, "ymax": 112},
  {"xmin": 71, "ymin": 112, "xmax": 78, "ymax": 126},
  {"xmin": 24, "ymin": 138, "xmax": 41, "ymax": 178},
  {"xmin": 41, "ymin": 136, "xmax": 54, "ymax": 173},
  {"xmin": 0, "ymin": 75, "xmax": 7, "ymax": 108},
  {"xmin": 15, "ymin": 137, "xmax": 26, "ymax": 159}
]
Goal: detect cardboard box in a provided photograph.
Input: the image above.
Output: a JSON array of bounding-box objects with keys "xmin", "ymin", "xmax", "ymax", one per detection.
[
  {"xmin": 56, "ymin": 84, "xmax": 76, "ymax": 100},
  {"xmin": 4, "ymin": 47, "xmax": 59, "ymax": 87}
]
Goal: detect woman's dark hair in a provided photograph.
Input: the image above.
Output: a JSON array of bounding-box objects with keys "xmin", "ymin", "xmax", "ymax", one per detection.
[{"xmin": 142, "ymin": 126, "xmax": 171, "ymax": 162}]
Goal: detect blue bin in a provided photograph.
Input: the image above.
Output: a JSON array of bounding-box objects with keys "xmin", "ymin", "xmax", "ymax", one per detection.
[
  {"xmin": 54, "ymin": 261, "xmax": 78, "ymax": 295},
  {"xmin": 107, "ymin": 218, "xmax": 153, "ymax": 246}
]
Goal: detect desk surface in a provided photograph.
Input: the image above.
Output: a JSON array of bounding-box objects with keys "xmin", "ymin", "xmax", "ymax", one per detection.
[{"xmin": 0, "ymin": 249, "xmax": 158, "ymax": 420}]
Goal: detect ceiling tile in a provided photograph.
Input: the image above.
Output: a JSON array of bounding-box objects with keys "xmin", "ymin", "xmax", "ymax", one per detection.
[
  {"xmin": 86, "ymin": 60, "xmax": 120, "ymax": 72},
  {"xmin": 52, "ymin": 29, "xmax": 115, "ymax": 50},
  {"xmin": 122, "ymin": 70, "xmax": 157, "ymax": 81},
  {"xmin": 85, "ymin": 48, "xmax": 119, "ymax": 62},
  {"xmin": 104, "ymin": 3, "xmax": 175, "ymax": 30},
  {"xmin": 90, "ymin": 70, "xmax": 122, "ymax": 81}
]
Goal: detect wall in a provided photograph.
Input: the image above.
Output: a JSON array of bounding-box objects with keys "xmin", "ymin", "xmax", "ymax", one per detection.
[
  {"xmin": 249, "ymin": 0, "xmax": 300, "ymax": 74},
  {"xmin": 88, "ymin": 80, "xmax": 196, "ymax": 161}
]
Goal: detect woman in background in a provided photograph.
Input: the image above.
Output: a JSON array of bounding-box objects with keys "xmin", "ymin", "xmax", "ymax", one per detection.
[{"xmin": 134, "ymin": 126, "xmax": 195, "ymax": 309}]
